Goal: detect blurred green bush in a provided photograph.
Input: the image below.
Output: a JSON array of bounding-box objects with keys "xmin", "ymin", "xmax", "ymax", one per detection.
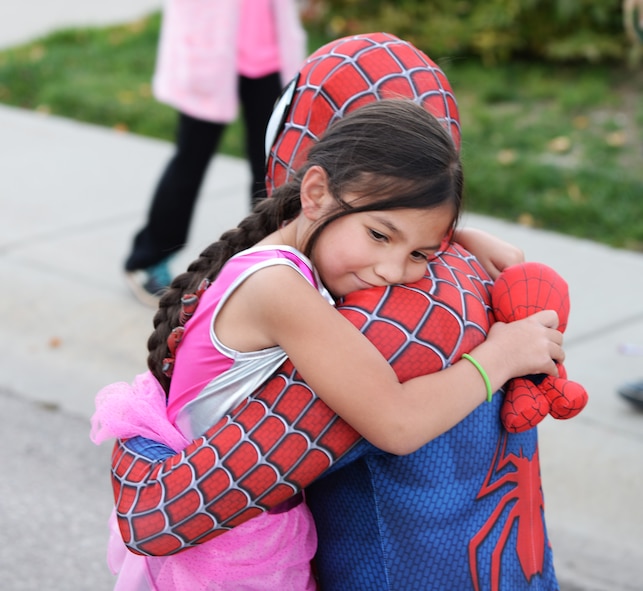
[{"xmin": 312, "ymin": 0, "xmax": 627, "ymax": 64}]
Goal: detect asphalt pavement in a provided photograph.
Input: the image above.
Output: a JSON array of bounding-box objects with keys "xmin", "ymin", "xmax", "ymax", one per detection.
[{"xmin": 1, "ymin": 3, "xmax": 643, "ymax": 590}]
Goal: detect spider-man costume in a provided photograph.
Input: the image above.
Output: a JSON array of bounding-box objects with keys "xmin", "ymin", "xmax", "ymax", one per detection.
[{"xmin": 98, "ymin": 34, "xmax": 563, "ymax": 590}]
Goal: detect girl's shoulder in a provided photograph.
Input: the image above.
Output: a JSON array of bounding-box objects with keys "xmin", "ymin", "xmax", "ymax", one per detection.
[
  {"xmin": 230, "ymin": 245, "xmax": 316, "ymax": 285},
  {"xmin": 222, "ymin": 245, "xmax": 334, "ymax": 306},
  {"xmin": 231, "ymin": 245, "xmax": 311, "ymax": 268}
]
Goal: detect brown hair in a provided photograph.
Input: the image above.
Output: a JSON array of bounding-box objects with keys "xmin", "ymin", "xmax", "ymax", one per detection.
[{"xmin": 148, "ymin": 99, "xmax": 463, "ymax": 394}]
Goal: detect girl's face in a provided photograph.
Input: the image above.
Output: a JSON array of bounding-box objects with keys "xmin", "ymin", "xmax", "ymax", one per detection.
[{"xmin": 312, "ymin": 198, "xmax": 454, "ymax": 298}]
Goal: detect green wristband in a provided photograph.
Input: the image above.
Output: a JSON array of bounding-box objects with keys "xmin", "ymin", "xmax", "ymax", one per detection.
[{"xmin": 461, "ymin": 354, "xmax": 493, "ymax": 403}]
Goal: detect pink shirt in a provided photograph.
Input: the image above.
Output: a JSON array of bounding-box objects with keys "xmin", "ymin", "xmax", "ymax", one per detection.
[
  {"xmin": 237, "ymin": 0, "xmax": 281, "ymax": 78},
  {"xmin": 167, "ymin": 246, "xmax": 333, "ymax": 440},
  {"xmin": 153, "ymin": 0, "xmax": 306, "ymax": 122}
]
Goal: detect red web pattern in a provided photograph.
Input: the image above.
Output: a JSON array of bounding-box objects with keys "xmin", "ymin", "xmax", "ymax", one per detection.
[
  {"xmin": 492, "ymin": 262, "xmax": 570, "ymax": 330},
  {"xmin": 111, "ymin": 244, "xmax": 493, "ymax": 556},
  {"xmin": 266, "ymin": 32, "xmax": 461, "ymax": 194}
]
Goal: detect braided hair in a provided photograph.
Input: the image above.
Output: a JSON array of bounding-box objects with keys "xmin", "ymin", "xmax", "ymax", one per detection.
[{"xmin": 147, "ymin": 99, "xmax": 463, "ymax": 394}]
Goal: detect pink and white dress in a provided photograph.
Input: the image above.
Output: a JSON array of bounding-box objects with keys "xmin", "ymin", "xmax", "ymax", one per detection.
[{"xmin": 92, "ymin": 245, "xmax": 333, "ymax": 591}]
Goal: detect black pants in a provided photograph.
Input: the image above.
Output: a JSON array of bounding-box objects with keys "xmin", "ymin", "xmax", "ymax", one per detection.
[{"xmin": 125, "ymin": 72, "xmax": 282, "ymax": 271}]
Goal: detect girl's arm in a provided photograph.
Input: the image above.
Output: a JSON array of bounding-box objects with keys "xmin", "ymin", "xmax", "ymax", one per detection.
[
  {"xmin": 110, "ymin": 244, "xmax": 559, "ymax": 555},
  {"xmin": 453, "ymin": 227, "xmax": 524, "ymax": 279},
  {"xmin": 233, "ymin": 260, "xmax": 562, "ymax": 455}
]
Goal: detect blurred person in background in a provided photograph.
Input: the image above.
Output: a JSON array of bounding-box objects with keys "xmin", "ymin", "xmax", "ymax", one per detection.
[{"xmin": 124, "ymin": 0, "xmax": 306, "ymax": 307}]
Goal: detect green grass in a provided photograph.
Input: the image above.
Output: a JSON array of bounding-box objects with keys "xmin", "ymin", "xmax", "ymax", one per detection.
[
  {"xmin": 1, "ymin": 13, "xmax": 642, "ymax": 250},
  {"xmin": 444, "ymin": 59, "xmax": 643, "ymax": 250}
]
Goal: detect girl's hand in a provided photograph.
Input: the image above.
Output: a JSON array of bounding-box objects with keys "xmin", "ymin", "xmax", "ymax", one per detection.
[
  {"xmin": 471, "ymin": 310, "xmax": 564, "ymax": 390},
  {"xmin": 453, "ymin": 227, "xmax": 524, "ymax": 279}
]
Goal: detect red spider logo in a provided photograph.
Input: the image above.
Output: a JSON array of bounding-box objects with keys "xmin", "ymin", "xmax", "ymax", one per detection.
[{"xmin": 468, "ymin": 434, "xmax": 546, "ymax": 591}]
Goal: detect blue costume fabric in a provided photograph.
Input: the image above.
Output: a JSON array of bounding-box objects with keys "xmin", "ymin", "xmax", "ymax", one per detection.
[{"xmin": 307, "ymin": 402, "xmax": 558, "ymax": 590}]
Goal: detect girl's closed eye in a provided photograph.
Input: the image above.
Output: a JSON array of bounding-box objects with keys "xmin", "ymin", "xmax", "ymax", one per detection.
[
  {"xmin": 410, "ymin": 250, "xmax": 430, "ymax": 262},
  {"xmin": 368, "ymin": 226, "xmax": 436, "ymax": 261},
  {"xmin": 368, "ymin": 228, "xmax": 389, "ymax": 242}
]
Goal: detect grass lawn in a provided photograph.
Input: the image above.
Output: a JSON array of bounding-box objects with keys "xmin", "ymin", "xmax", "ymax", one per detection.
[{"xmin": 1, "ymin": 12, "xmax": 642, "ymax": 251}]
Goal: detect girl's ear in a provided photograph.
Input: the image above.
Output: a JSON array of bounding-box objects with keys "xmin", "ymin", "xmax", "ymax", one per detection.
[{"xmin": 300, "ymin": 165, "xmax": 333, "ymax": 220}]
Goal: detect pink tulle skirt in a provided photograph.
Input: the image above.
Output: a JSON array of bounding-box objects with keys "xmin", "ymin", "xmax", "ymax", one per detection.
[
  {"xmin": 108, "ymin": 504, "xmax": 317, "ymax": 591},
  {"xmin": 91, "ymin": 372, "xmax": 317, "ymax": 591}
]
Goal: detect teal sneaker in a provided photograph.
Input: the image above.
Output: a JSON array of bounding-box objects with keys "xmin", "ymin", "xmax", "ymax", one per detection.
[{"xmin": 125, "ymin": 258, "xmax": 172, "ymax": 308}]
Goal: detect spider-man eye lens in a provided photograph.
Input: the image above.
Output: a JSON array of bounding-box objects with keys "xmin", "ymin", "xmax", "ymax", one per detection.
[{"xmin": 264, "ymin": 74, "xmax": 299, "ymax": 165}]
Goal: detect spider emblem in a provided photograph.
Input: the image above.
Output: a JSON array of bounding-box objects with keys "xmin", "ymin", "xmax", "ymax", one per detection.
[{"xmin": 468, "ymin": 434, "xmax": 546, "ymax": 591}]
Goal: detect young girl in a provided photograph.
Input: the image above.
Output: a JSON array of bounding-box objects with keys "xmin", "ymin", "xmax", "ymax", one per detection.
[{"xmin": 93, "ymin": 98, "xmax": 563, "ymax": 589}]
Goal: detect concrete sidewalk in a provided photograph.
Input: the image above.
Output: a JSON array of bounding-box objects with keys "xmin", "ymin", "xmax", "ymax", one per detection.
[
  {"xmin": 0, "ymin": 105, "xmax": 251, "ymax": 590},
  {"xmin": 1, "ymin": 4, "xmax": 643, "ymax": 590}
]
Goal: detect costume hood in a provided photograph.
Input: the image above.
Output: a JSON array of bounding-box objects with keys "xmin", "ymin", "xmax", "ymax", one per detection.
[{"xmin": 265, "ymin": 32, "xmax": 461, "ymax": 195}]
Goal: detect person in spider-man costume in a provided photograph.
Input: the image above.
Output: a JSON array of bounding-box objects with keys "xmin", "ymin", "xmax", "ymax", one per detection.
[{"xmin": 93, "ymin": 33, "xmax": 572, "ymax": 590}]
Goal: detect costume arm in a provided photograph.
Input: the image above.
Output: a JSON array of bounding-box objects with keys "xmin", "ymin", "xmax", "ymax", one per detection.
[
  {"xmin": 111, "ymin": 361, "xmax": 361, "ymax": 556},
  {"xmin": 112, "ymin": 244, "xmax": 493, "ymax": 556}
]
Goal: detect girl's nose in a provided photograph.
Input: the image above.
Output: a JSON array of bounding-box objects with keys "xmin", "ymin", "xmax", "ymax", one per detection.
[{"xmin": 374, "ymin": 258, "xmax": 407, "ymax": 285}]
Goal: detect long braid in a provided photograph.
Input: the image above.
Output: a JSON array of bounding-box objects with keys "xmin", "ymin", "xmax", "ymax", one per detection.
[{"xmin": 147, "ymin": 182, "xmax": 303, "ymax": 395}]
